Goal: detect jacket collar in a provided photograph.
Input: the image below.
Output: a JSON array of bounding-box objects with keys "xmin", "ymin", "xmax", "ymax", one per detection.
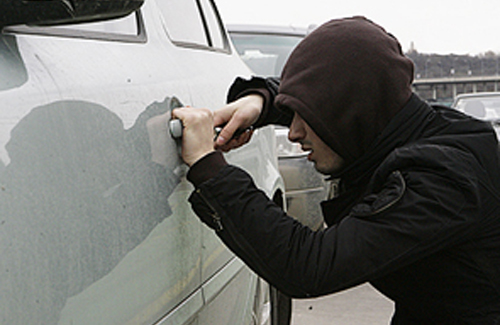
[{"xmin": 321, "ymin": 94, "xmax": 434, "ymax": 226}]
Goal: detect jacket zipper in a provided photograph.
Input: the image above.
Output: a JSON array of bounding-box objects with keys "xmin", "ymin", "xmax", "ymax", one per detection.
[{"xmin": 196, "ymin": 189, "xmax": 223, "ymax": 231}]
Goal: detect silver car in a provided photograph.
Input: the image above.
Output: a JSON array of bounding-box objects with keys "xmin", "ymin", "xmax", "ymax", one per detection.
[
  {"xmin": 452, "ymin": 92, "xmax": 500, "ymax": 139},
  {"xmin": 0, "ymin": 1, "xmax": 287, "ymax": 324},
  {"xmin": 227, "ymin": 24, "xmax": 326, "ymax": 231}
]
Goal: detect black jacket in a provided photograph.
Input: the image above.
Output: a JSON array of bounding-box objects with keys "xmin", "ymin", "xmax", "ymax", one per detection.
[{"xmin": 188, "ymin": 80, "xmax": 500, "ymax": 323}]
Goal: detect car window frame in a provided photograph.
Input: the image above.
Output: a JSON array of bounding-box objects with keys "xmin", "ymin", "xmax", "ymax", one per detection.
[
  {"xmin": 3, "ymin": 10, "xmax": 147, "ymax": 44},
  {"xmin": 162, "ymin": 0, "xmax": 231, "ymax": 54}
]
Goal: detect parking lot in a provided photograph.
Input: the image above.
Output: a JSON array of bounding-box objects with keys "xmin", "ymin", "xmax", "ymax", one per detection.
[{"xmin": 291, "ymin": 284, "xmax": 394, "ymax": 325}]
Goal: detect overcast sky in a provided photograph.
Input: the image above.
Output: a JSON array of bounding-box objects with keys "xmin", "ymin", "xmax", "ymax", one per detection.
[{"xmin": 216, "ymin": 0, "xmax": 500, "ymax": 55}]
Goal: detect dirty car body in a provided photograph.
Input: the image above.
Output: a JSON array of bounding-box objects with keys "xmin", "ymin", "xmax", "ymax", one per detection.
[{"xmin": 0, "ymin": 1, "xmax": 286, "ymax": 324}]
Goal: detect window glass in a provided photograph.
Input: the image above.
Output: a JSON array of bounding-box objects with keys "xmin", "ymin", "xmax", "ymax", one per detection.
[
  {"xmin": 199, "ymin": 0, "xmax": 225, "ymax": 49},
  {"xmin": 230, "ymin": 33, "xmax": 304, "ymax": 76},
  {"xmin": 48, "ymin": 12, "xmax": 139, "ymax": 35},
  {"xmin": 157, "ymin": 0, "xmax": 208, "ymax": 46},
  {"xmin": 456, "ymin": 96, "xmax": 500, "ymax": 119}
]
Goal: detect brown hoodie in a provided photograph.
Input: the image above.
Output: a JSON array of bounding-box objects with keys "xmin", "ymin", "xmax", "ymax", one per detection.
[{"xmin": 275, "ymin": 16, "xmax": 414, "ymax": 164}]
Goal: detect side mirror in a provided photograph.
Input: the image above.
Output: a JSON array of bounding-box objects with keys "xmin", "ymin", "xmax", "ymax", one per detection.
[{"xmin": 0, "ymin": 0, "xmax": 144, "ymax": 28}]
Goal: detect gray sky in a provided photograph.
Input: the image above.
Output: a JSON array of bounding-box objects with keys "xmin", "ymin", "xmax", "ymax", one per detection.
[{"xmin": 216, "ymin": 0, "xmax": 500, "ymax": 55}]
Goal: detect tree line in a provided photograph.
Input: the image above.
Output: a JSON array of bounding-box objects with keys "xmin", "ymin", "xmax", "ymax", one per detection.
[{"xmin": 406, "ymin": 50, "xmax": 500, "ymax": 79}]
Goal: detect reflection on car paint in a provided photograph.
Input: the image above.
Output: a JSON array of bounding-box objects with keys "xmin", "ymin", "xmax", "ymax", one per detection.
[{"xmin": 0, "ymin": 97, "xmax": 185, "ymax": 323}]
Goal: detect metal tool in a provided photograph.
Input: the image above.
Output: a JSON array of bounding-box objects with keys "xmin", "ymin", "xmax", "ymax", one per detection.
[
  {"xmin": 169, "ymin": 119, "xmax": 252, "ymax": 140},
  {"xmin": 169, "ymin": 119, "xmax": 184, "ymax": 139}
]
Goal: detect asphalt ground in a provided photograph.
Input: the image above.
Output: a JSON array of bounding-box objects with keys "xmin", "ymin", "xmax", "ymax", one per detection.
[{"xmin": 291, "ymin": 284, "xmax": 394, "ymax": 325}]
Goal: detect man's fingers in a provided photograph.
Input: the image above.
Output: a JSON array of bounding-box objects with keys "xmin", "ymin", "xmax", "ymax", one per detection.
[
  {"xmin": 216, "ymin": 129, "xmax": 254, "ymax": 151},
  {"xmin": 213, "ymin": 105, "xmax": 235, "ymax": 127},
  {"xmin": 171, "ymin": 107, "xmax": 188, "ymax": 124},
  {"xmin": 213, "ymin": 94, "xmax": 263, "ymax": 147},
  {"xmin": 170, "ymin": 107, "xmax": 216, "ymax": 166},
  {"xmin": 215, "ymin": 119, "xmax": 241, "ymax": 145},
  {"xmin": 172, "ymin": 107, "xmax": 214, "ymax": 130}
]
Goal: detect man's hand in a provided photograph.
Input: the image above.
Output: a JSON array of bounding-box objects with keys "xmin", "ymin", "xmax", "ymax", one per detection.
[
  {"xmin": 214, "ymin": 94, "xmax": 264, "ymax": 152},
  {"xmin": 171, "ymin": 107, "xmax": 216, "ymax": 167}
]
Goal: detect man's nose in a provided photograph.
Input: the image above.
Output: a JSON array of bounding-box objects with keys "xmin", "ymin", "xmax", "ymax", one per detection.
[{"xmin": 288, "ymin": 114, "xmax": 305, "ymax": 143}]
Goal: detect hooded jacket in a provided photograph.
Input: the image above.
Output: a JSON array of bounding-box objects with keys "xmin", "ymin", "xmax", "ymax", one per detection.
[{"xmin": 187, "ymin": 17, "xmax": 500, "ymax": 323}]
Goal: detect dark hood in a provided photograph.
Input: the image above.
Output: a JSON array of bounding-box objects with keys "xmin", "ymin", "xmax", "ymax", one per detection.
[{"xmin": 275, "ymin": 16, "xmax": 414, "ymax": 165}]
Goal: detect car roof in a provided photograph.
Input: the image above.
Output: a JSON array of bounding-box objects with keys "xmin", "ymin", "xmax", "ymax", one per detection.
[
  {"xmin": 452, "ymin": 92, "xmax": 500, "ymax": 107},
  {"xmin": 455, "ymin": 92, "xmax": 500, "ymax": 99}
]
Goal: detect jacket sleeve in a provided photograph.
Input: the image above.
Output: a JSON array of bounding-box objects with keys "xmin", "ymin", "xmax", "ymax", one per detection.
[
  {"xmin": 227, "ymin": 76, "xmax": 293, "ymax": 128},
  {"xmin": 188, "ymin": 145, "xmax": 483, "ymax": 298}
]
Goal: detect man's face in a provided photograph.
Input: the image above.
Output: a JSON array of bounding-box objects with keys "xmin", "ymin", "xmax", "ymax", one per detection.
[{"xmin": 288, "ymin": 112, "xmax": 345, "ymax": 175}]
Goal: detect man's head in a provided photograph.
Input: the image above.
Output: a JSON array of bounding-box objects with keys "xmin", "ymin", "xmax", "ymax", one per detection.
[{"xmin": 276, "ymin": 16, "xmax": 414, "ymax": 173}]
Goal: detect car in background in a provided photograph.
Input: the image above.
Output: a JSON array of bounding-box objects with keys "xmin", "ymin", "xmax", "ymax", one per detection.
[
  {"xmin": 452, "ymin": 92, "xmax": 500, "ymax": 139},
  {"xmin": 0, "ymin": 1, "xmax": 288, "ymax": 324},
  {"xmin": 226, "ymin": 24, "xmax": 310, "ymax": 77},
  {"xmin": 227, "ymin": 24, "xmax": 326, "ymax": 231}
]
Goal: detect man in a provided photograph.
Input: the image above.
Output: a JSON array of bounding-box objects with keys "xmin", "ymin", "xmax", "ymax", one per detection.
[{"xmin": 172, "ymin": 17, "xmax": 500, "ymax": 323}]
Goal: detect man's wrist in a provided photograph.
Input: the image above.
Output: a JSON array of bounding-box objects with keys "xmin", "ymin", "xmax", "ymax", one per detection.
[{"xmin": 187, "ymin": 151, "xmax": 228, "ymax": 187}]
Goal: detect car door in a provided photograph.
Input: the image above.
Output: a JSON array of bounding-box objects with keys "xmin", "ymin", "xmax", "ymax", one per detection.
[
  {"xmin": 154, "ymin": 0, "xmax": 280, "ymax": 324},
  {"xmin": 0, "ymin": 0, "xmax": 291, "ymax": 324},
  {"xmin": 1, "ymin": 1, "xmax": 287, "ymax": 324},
  {"xmin": 0, "ymin": 3, "xmax": 206, "ymax": 324}
]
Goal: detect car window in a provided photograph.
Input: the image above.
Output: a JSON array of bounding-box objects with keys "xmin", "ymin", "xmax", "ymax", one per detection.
[
  {"xmin": 229, "ymin": 33, "xmax": 303, "ymax": 76},
  {"xmin": 158, "ymin": 0, "xmax": 228, "ymax": 51},
  {"xmin": 157, "ymin": 0, "xmax": 208, "ymax": 46},
  {"xmin": 52, "ymin": 11, "xmax": 139, "ymax": 35},
  {"xmin": 455, "ymin": 96, "xmax": 500, "ymax": 120},
  {"xmin": 5, "ymin": 11, "xmax": 145, "ymax": 43},
  {"xmin": 199, "ymin": 0, "xmax": 225, "ymax": 49}
]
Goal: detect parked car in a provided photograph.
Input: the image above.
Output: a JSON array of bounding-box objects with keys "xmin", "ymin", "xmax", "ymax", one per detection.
[
  {"xmin": 0, "ymin": 1, "xmax": 288, "ymax": 324},
  {"xmin": 452, "ymin": 92, "xmax": 500, "ymax": 139},
  {"xmin": 227, "ymin": 24, "xmax": 326, "ymax": 231}
]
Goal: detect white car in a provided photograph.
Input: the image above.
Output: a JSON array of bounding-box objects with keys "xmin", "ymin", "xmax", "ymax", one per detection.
[
  {"xmin": 0, "ymin": 1, "xmax": 287, "ymax": 324},
  {"xmin": 452, "ymin": 92, "xmax": 500, "ymax": 139},
  {"xmin": 227, "ymin": 24, "xmax": 326, "ymax": 231}
]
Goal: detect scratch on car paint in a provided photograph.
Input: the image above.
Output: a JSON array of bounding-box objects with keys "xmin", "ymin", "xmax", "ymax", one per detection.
[{"xmin": 32, "ymin": 54, "xmax": 63, "ymax": 98}]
